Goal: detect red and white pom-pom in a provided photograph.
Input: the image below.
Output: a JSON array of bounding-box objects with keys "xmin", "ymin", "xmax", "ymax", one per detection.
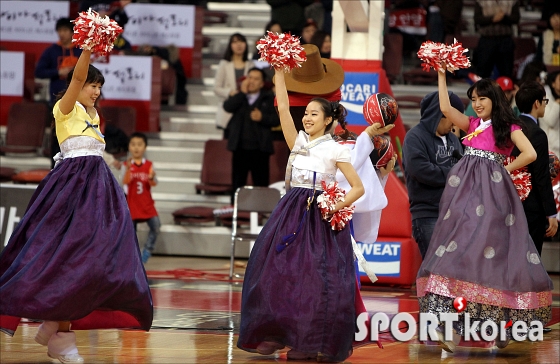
[
  {"xmin": 504, "ymin": 156, "xmax": 532, "ymax": 201},
  {"xmin": 316, "ymin": 181, "xmax": 355, "ymax": 231},
  {"xmin": 417, "ymin": 39, "xmax": 471, "ymax": 73},
  {"xmin": 256, "ymin": 31, "xmax": 307, "ymax": 72},
  {"xmin": 72, "ymin": 8, "xmax": 123, "ymax": 56}
]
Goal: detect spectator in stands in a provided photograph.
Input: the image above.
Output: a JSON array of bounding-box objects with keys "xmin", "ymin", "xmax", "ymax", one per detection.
[
  {"xmin": 110, "ymin": 7, "xmax": 132, "ymax": 54},
  {"xmin": 79, "ymin": 0, "xmax": 131, "ymax": 16},
  {"xmin": 252, "ymin": 21, "xmax": 282, "ymax": 61},
  {"xmin": 36, "ymin": 18, "xmax": 82, "ymax": 168},
  {"xmin": 309, "ymin": 30, "xmax": 331, "ymax": 58},
  {"xmin": 519, "ymin": 60, "xmax": 548, "ymax": 85},
  {"xmin": 541, "ymin": 70, "xmax": 560, "ymax": 156},
  {"xmin": 536, "ymin": 12, "xmax": 560, "ymax": 66},
  {"xmin": 214, "ymin": 33, "xmax": 255, "ymax": 131},
  {"xmin": 122, "ymin": 132, "xmax": 160, "ymax": 264},
  {"xmin": 465, "ymin": 76, "xmax": 519, "ymax": 117},
  {"xmin": 301, "ymin": 19, "xmax": 318, "ymax": 44},
  {"xmin": 473, "ymin": 0, "xmax": 520, "ymax": 79},
  {"xmin": 513, "ymin": 81, "xmax": 558, "ymax": 255},
  {"xmin": 138, "ymin": 44, "xmax": 188, "ymax": 105},
  {"xmin": 427, "ymin": 0, "xmax": 464, "ymax": 42},
  {"xmin": 266, "ymin": 0, "xmax": 314, "ymax": 36},
  {"xmin": 222, "ymin": 68, "xmax": 280, "ymax": 205},
  {"xmin": 35, "ymin": 18, "xmax": 82, "ymax": 106},
  {"xmin": 402, "ymin": 90, "xmax": 465, "ymax": 259}
]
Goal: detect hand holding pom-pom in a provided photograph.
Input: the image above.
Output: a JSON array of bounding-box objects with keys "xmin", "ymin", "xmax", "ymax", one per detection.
[
  {"xmin": 417, "ymin": 39, "xmax": 471, "ymax": 73},
  {"xmin": 504, "ymin": 156, "xmax": 532, "ymax": 201},
  {"xmin": 257, "ymin": 31, "xmax": 307, "ymax": 72},
  {"xmin": 73, "ymin": 8, "xmax": 123, "ymax": 56},
  {"xmin": 316, "ymin": 181, "xmax": 355, "ymax": 231}
]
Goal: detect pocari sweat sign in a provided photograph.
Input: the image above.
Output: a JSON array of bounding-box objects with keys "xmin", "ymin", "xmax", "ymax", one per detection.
[
  {"xmin": 356, "ymin": 242, "xmax": 401, "ymax": 277},
  {"xmin": 340, "ymin": 72, "xmax": 380, "ymax": 126}
]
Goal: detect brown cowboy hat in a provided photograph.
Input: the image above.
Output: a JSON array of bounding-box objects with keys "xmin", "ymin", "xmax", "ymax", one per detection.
[{"xmin": 277, "ymin": 44, "xmax": 344, "ymax": 95}]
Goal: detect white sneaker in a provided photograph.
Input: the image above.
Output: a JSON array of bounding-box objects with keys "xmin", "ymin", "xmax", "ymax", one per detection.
[
  {"xmin": 47, "ymin": 331, "xmax": 84, "ymax": 363},
  {"xmin": 47, "ymin": 352, "xmax": 84, "ymax": 363},
  {"xmin": 34, "ymin": 321, "xmax": 59, "ymax": 346}
]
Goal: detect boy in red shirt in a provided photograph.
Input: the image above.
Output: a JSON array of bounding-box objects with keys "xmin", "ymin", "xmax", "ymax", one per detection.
[{"xmin": 122, "ymin": 132, "xmax": 160, "ymax": 263}]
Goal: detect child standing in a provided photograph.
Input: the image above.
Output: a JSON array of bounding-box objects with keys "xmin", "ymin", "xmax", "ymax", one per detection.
[
  {"xmin": 122, "ymin": 132, "xmax": 160, "ymax": 264},
  {"xmin": 237, "ymin": 68, "xmax": 364, "ymax": 362},
  {"xmin": 416, "ymin": 67, "xmax": 553, "ymax": 351},
  {"xmin": 0, "ymin": 49, "xmax": 153, "ymax": 363}
]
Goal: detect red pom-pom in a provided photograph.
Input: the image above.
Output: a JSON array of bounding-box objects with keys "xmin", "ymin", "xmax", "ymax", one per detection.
[
  {"xmin": 316, "ymin": 181, "xmax": 355, "ymax": 231},
  {"xmin": 417, "ymin": 39, "xmax": 471, "ymax": 73},
  {"xmin": 72, "ymin": 8, "xmax": 123, "ymax": 56},
  {"xmin": 504, "ymin": 156, "xmax": 532, "ymax": 201},
  {"xmin": 256, "ymin": 31, "xmax": 307, "ymax": 72}
]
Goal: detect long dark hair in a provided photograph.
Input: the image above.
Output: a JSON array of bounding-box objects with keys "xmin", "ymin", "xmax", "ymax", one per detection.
[
  {"xmin": 309, "ymin": 97, "xmax": 348, "ymax": 136},
  {"xmin": 467, "ymin": 78, "xmax": 523, "ymax": 149},
  {"xmin": 222, "ymin": 33, "xmax": 248, "ymax": 62},
  {"xmin": 54, "ymin": 64, "xmax": 105, "ymax": 103}
]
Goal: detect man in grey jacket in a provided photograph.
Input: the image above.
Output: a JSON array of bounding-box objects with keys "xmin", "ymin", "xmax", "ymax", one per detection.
[{"xmin": 402, "ymin": 91, "xmax": 465, "ymax": 259}]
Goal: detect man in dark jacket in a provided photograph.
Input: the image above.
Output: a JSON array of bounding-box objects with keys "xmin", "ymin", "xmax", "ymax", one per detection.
[
  {"xmin": 513, "ymin": 81, "xmax": 558, "ymax": 255},
  {"xmin": 402, "ymin": 91, "xmax": 464, "ymax": 259},
  {"xmin": 223, "ymin": 68, "xmax": 280, "ymax": 204}
]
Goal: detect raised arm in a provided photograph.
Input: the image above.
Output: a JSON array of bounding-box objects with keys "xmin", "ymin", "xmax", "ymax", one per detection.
[
  {"xmin": 274, "ymin": 69, "xmax": 298, "ymax": 149},
  {"xmin": 438, "ymin": 69, "xmax": 469, "ymax": 132},
  {"xmin": 59, "ymin": 50, "xmax": 92, "ymax": 115}
]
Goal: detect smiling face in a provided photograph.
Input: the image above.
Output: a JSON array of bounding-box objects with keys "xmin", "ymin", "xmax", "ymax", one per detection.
[
  {"xmin": 77, "ymin": 82, "xmax": 102, "ymax": 108},
  {"xmin": 303, "ymin": 101, "xmax": 331, "ymax": 138},
  {"xmin": 471, "ymin": 89, "xmax": 493, "ymax": 121}
]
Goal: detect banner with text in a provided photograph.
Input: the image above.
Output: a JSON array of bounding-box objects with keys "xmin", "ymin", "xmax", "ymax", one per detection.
[
  {"xmin": 340, "ymin": 72, "xmax": 380, "ymax": 126},
  {"xmin": 0, "ymin": 1, "xmax": 69, "ymax": 43},
  {"xmin": 0, "ymin": 51, "xmax": 25, "ymax": 97},
  {"xmin": 94, "ymin": 55, "xmax": 152, "ymax": 101},
  {"xmin": 356, "ymin": 241, "xmax": 401, "ymax": 277},
  {"xmin": 0, "ymin": 184, "xmax": 36, "ymax": 249},
  {"xmin": 123, "ymin": 4, "xmax": 195, "ymax": 48}
]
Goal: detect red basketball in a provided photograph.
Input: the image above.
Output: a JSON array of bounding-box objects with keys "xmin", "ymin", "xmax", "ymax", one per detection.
[
  {"xmin": 363, "ymin": 93, "xmax": 399, "ymax": 126},
  {"xmin": 369, "ymin": 135, "xmax": 394, "ymax": 169}
]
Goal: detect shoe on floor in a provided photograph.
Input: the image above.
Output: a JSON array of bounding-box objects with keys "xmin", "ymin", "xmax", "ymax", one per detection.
[
  {"xmin": 436, "ymin": 328, "xmax": 456, "ymax": 353},
  {"xmin": 34, "ymin": 321, "xmax": 59, "ymax": 346},
  {"xmin": 495, "ymin": 337, "xmax": 510, "ymax": 349},
  {"xmin": 141, "ymin": 249, "xmax": 151, "ymax": 264},
  {"xmin": 47, "ymin": 331, "xmax": 84, "ymax": 363},
  {"xmin": 47, "ymin": 352, "xmax": 84, "ymax": 363},
  {"xmin": 287, "ymin": 349, "xmax": 317, "ymax": 360},
  {"xmin": 256, "ymin": 341, "xmax": 284, "ymax": 355}
]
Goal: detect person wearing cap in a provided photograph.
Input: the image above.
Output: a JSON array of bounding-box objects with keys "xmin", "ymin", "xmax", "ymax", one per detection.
[
  {"xmin": 465, "ymin": 76, "xmax": 519, "ymax": 117},
  {"xmin": 402, "ymin": 91, "xmax": 465, "ymax": 259},
  {"xmin": 513, "ymin": 81, "xmax": 558, "ymax": 255}
]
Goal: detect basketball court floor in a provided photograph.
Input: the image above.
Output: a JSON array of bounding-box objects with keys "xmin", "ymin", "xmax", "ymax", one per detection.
[{"xmin": 1, "ymin": 256, "xmax": 558, "ymax": 363}]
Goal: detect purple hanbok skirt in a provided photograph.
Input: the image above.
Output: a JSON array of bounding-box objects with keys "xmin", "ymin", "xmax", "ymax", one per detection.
[
  {"xmin": 0, "ymin": 155, "xmax": 153, "ymax": 335},
  {"xmin": 237, "ymin": 187, "xmax": 356, "ymax": 362},
  {"xmin": 417, "ymin": 147, "xmax": 552, "ymax": 336}
]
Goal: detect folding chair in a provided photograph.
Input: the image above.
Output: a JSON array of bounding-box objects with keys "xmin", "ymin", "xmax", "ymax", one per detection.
[{"xmin": 229, "ymin": 186, "xmax": 281, "ymax": 279}]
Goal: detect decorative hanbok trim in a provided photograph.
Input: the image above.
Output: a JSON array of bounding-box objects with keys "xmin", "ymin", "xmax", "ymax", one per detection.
[
  {"xmin": 54, "ymin": 136, "xmax": 105, "ymax": 167},
  {"xmin": 417, "ymin": 274, "xmax": 552, "ymax": 310},
  {"xmin": 285, "ymin": 134, "xmax": 333, "ymax": 191},
  {"xmin": 463, "ymin": 118, "xmax": 492, "ymax": 141},
  {"xmin": 463, "ymin": 146, "xmax": 506, "ymax": 164}
]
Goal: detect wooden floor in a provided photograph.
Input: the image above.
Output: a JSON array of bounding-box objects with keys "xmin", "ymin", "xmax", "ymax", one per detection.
[{"xmin": 1, "ymin": 256, "xmax": 559, "ymax": 364}]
